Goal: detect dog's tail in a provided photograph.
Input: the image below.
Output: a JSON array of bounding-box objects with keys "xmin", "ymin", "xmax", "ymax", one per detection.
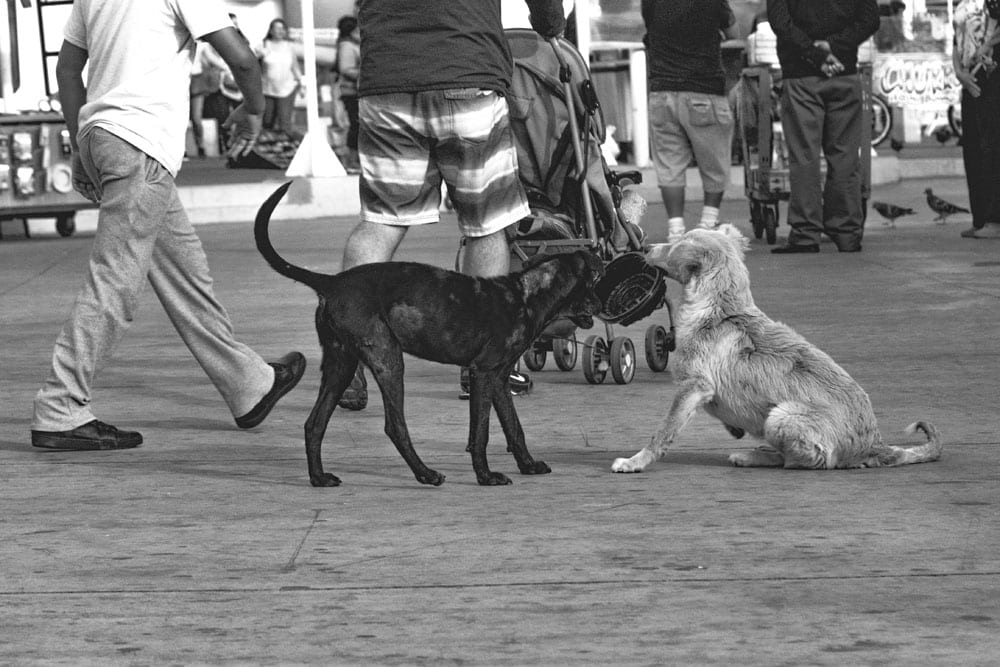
[
  {"xmin": 878, "ymin": 421, "xmax": 942, "ymax": 466},
  {"xmin": 254, "ymin": 182, "xmax": 329, "ymax": 291}
]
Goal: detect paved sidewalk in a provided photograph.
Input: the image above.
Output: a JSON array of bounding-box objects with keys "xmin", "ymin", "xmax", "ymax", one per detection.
[{"xmin": 1, "ymin": 175, "xmax": 998, "ymax": 664}]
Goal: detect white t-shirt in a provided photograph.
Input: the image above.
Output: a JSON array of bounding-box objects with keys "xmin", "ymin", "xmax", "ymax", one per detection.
[{"xmin": 64, "ymin": 0, "xmax": 233, "ymax": 176}]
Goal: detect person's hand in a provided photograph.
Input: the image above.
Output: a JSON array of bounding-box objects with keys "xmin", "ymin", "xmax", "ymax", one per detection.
[
  {"xmin": 813, "ymin": 40, "xmax": 832, "ymax": 53},
  {"xmin": 820, "ymin": 53, "xmax": 844, "ymax": 77},
  {"xmin": 222, "ymin": 103, "xmax": 263, "ymax": 158},
  {"xmin": 956, "ymin": 67, "xmax": 982, "ymax": 97},
  {"xmin": 71, "ymin": 152, "xmax": 100, "ymax": 203}
]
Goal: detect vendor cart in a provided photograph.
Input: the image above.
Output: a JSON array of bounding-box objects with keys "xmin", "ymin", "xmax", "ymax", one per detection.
[
  {"xmin": 0, "ymin": 112, "xmax": 97, "ymax": 239},
  {"xmin": 735, "ymin": 64, "xmax": 872, "ymax": 244}
]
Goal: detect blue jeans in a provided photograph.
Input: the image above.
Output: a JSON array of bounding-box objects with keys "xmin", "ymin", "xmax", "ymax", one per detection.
[{"xmin": 32, "ymin": 128, "xmax": 272, "ymax": 430}]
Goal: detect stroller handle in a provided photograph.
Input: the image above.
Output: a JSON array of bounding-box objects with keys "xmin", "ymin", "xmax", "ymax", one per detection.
[{"xmin": 546, "ymin": 37, "xmax": 600, "ymax": 247}]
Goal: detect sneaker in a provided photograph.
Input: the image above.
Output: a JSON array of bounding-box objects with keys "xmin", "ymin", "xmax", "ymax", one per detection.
[
  {"xmin": 667, "ymin": 222, "xmax": 686, "ymax": 244},
  {"xmin": 235, "ymin": 351, "xmax": 307, "ymax": 429},
  {"xmin": 338, "ymin": 367, "xmax": 368, "ymax": 411},
  {"xmin": 459, "ymin": 367, "xmax": 533, "ymax": 400},
  {"xmin": 32, "ymin": 419, "xmax": 143, "ymax": 451}
]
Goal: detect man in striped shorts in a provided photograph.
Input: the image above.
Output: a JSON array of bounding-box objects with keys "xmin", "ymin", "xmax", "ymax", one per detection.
[{"xmin": 337, "ymin": 1, "xmax": 566, "ymax": 409}]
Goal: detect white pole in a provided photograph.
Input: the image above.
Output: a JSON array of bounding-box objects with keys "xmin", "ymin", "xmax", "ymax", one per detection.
[
  {"xmin": 286, "ymin": 0, "xmax": 346, "ymax": 177},
  {"xmin": 0, "ymin": 0, "xmax": 15, "ymax": 113},
  {"xmin": 575, "ymin": 0, "xmax": 590, "ymax": 61},
  {"xmin": 629, "ymin": 48, "xmax": 649, "ymax": 168},
  {"xmin": 945, "ymin": 0, "xmax": 954, "ymax": 56}
]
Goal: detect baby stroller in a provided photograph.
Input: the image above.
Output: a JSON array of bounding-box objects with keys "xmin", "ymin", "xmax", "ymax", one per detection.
[{"xmin": 502, "ymin": 28, "xmax": 675, "ymax": 385}]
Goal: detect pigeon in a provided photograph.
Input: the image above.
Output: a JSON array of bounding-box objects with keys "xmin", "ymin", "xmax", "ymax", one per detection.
[
  {"xmin": 872, "ymin": 201, "xmax": 915, "ymax": 228},
  {"xmin": 925, "ymin": 188, "xmax": 970, "ymax": 224}
]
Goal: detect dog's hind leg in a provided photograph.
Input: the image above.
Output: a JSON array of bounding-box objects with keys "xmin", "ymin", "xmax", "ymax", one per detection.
[
  {"xmin": 305, "ymin": 344, "xmax": 357, "ymax": 487},
  {"xmin": 612, "ymin": 379, "xmax": 714, "ymax": 473},
  {"xmin": 759, "ymin": 402, "xmax": 836, "ymax": 469},
  {"xmin": 366, "ymin": 346, "xmax": 445, "ymax": 487},
  {"xmin": 492, "ymin": 369, "xmax": 551, "ymax": 479},
  {"xmin": 728, "ymin": 445, "xmax": 784, "ymax": 467}
]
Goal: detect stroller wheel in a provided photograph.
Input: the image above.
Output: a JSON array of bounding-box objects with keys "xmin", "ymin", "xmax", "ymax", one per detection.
[
  {"xmin": 644, "ymin": 324, "xmax": 671, "ymax": 372},
  {"xmin": 750, "ymin": 201, "xmax": 765, "ymax": 240},
  {"xmin": 522, "ymin": 341, "xmax": 548, "ymax": 372},
  {"xmin": 609, "ymin": 337, "xmax": 636, "ymax": 385},
  {"xmin": 552, "ymin": 332, "xmax": 578, "ymax": 371},
  {"xmin": 582, "ymin": 335, "xmax": 609, "ymax": 385}
]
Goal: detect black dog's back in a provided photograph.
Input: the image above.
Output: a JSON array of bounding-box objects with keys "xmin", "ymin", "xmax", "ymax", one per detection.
[{"xmin": 322, "ymin": 261, "xmax": 527, "ymax": 367}]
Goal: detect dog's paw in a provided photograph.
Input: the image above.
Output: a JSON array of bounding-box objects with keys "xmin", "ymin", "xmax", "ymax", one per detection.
[
  {"xmin": 477, "ymin": 471, "xmax": 513, "ymax": 486},
  {"xmin": 728, "ymin": 452, "xmax": 752, "ymax": 467},
  {"xmin": 310, "ymin": 472, "xmax": 343, "ymax": 487},
  {"xmin": 611, "ymin": 457, "xmax": 645, "ymax": 473},
  {"xmin": 518, "ymin": 460, "xmax": 551, "ymax": 475},
  {"xmin": 415, "ymin": 469, "xmax": 446, "ymax": 486}
]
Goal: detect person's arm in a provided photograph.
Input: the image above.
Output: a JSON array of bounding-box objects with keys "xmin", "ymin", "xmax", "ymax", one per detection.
[
  {"xmin": 55, "ymin": 40, "xmax": 100, "ymax": 203},
  {"xmin": 721, "ymin": 0, "xmax": 739, "ymax": 40},
  {"xmin": 767, "ymin": 0, "xmax": 828, "ymax": 68},
  {"xmin": 203, "ymin": 26, "xmax": 264, "ymax": 157},
  {"xmin": 337, "ymin": 41, "xmax": 360, "ymax": 82},
  {"xmin": 953, "ymin": 33, "xmax": 981, "ymax": 98},
  {"xmin": 825, "ymin": 0, "xmax": 881, "ymax": 56},
  {"xmin": 525, "ymin": 0, "xmax": 566, "ymax": 38}
]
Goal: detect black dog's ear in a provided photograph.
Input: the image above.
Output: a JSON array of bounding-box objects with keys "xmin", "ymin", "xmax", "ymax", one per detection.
[{"xmin": 575, "ymin": 249, "xmax": 605, "ymax": 277}]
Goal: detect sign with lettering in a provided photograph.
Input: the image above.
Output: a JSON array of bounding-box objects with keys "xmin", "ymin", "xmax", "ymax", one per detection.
[{"xmin": 872, "ymin": 52, "xmax": 961, "ymax": 106}]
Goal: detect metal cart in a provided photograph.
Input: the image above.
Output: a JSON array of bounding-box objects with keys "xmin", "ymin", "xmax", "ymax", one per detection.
[
  {"xmin": 735, "ymin": 64, "xmax": 873, "ymax": 244},
  {"xmin": 0, "ymin": 112, "xmax": 97, "ymax": 239}
]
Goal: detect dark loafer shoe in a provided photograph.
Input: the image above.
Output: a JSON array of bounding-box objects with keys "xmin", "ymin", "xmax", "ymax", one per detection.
[
  {"xmin": 32, "ymin": 420, "xmax": 143, "ymax": 451},
  {"xmin": 236, "ymin": 351, "xmax": 307, "ymax": 429},
  {"xmin": 771, "ymin": 243, "xmax": 819, "ymax": 254}
]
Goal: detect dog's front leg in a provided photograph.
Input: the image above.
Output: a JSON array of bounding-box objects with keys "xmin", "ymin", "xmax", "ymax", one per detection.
[
  {"xmin": 467, "ymin": 370, "xmax": 513, "ymax": 485},
  {"xmin": 492, "ymin": 373, "xmax": 550, "ymax": 478},
  {"xmin": 611, "ymin": 379, "xmax": 714, "ymax": 473},
  {"xmin": 368, "ymin": 354, "xmax": 445, "ymax": 487}
]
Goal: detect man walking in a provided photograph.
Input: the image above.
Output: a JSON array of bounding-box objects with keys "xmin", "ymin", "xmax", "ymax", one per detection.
[{"xmin": 31, "ymin": 0, "xmax": 305, "ymax": 450}]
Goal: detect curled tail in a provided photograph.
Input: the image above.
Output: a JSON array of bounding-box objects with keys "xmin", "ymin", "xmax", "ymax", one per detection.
[
  {"xmin": 877, "ymin": 421, "xmax": 942, "ymax": 466},
  {"xmin": 254, "ymin": 182, "xmax": 329, "ymax": 291}
]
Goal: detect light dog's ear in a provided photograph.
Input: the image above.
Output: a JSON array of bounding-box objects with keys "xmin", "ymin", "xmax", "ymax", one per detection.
[{"xmin": 716, "ymin": 223, "xmax": 750, "ymax": 254}]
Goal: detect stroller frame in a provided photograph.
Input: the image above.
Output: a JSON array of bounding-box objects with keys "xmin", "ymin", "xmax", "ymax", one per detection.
[{"xmin": 501, "ymin": 29, "xmax": 675, "ymax": 385}]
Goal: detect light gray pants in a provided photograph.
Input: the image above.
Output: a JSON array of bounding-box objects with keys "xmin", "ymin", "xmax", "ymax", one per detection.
[{"xmin": 32, "ymin": 127, "xmax": 273, "ymax": 431}]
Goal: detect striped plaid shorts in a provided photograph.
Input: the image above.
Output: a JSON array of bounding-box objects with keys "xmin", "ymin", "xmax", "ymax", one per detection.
[{"xmin": 357, "ymin": 89, "xmax": 529, "ymax": 238}]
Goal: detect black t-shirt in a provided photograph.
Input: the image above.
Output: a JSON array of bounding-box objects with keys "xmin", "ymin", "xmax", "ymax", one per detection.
[{"xmin": 642, "ymin": 0, "xmax": 735, "ymax": 96}]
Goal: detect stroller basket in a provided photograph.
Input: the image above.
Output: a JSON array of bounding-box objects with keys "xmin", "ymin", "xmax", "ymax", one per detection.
[{"xmin": 596, "ymin": 253, "xmax": 667, "ymax": 327}]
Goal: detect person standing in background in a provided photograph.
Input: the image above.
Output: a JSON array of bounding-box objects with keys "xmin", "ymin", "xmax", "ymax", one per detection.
[
  {"xmin": 641, "ymin": 0, "xmax": 740, "ymax": 243},
  {"xmin": 767, "ymin": 0, "xmax": 879, "ymax": 254},
  {"xmin": 335, "ymin": 0, "xmax": 566, "ymax": 410},
  {"xmin": 257, "ymin": 18, "xmax": 303, "ymax": 135},
  {"xmin": 31, "ymin": 0, "xmax": 305, "ymax": 450},
  {"xmin": 188, "ymin": 41, "xmax": 227, "ymax": 158},
  {"xmin": 954, "ymin": 0, "xmax": 1000, "ymax": 239}
]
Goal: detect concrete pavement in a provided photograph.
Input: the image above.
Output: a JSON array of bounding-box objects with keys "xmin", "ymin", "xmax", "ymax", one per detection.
[{"xmin": 1, "ymin": 174, "xmax": 999, "ymax": 664}]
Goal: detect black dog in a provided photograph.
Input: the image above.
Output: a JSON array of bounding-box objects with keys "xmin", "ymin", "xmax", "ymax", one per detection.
[{"xmin": 255, "ymin": 183, "xmax": 604, "ymax": 487}]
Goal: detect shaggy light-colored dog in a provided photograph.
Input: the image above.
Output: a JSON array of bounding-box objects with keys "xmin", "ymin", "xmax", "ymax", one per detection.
[{"xmin": 611, "ymin": 224, "xmax": 941, "ymax": 472}]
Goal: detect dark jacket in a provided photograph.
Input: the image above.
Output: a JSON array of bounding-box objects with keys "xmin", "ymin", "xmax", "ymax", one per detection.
[
  {"xmin": 642, "ymin": 0, "xmax": 736, "ymax": 96},
  {"xmin": 767, "ymin": 0, "xmax": 880, "ymax": 79},
  {"xmin": 358, "ymin": 0, "xmax": 565, "ymax": 97}
]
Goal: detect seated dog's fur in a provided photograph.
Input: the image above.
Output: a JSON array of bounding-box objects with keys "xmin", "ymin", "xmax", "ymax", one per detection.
[
  {"xmin": 256, "ymin": 183, "xmax": 604, "ymax": 487},
  {"xmin": 612, "ymin": 225, "xmax": 941, "ymax": 472}
]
